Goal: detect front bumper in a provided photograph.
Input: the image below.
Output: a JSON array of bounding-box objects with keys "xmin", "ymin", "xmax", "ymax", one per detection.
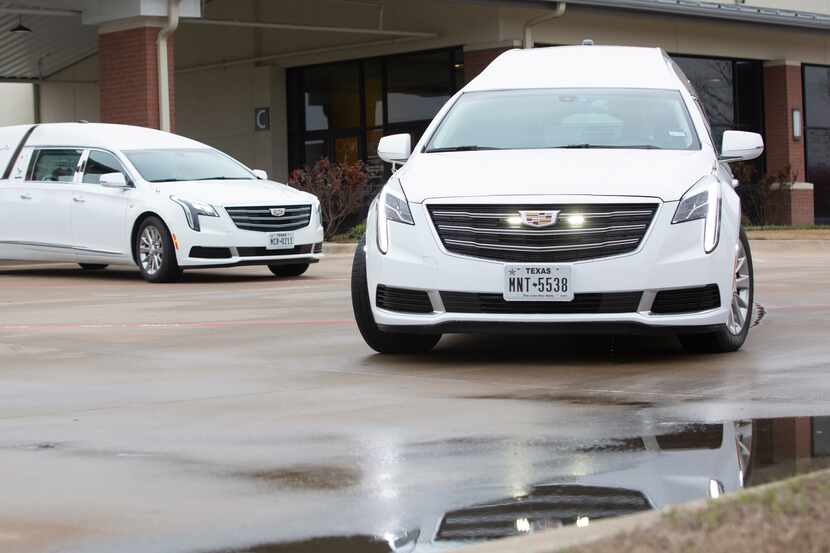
[
  {"xmin": 365, "ymin": 196, "xmax": 738, "ymax": 332},
  {"xmin": 170, "ymin": 209, "xmax": 325, "ymax": 268}
]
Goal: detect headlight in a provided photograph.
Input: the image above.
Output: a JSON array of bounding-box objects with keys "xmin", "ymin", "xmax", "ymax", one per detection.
[
  {"xmin": 170, "ymin": 195, "xmax": 219, "ymax": 232},
  {"xmin": 314, "ymin": 201, "xmax": 322, "ymax": 225},
  {"xmin": 377, "ymin": 178, "xmax": 414, "ymax": 254},
  {"xmin": 672, "ymin": 176, "xmax": 722, "ymax": 253}
]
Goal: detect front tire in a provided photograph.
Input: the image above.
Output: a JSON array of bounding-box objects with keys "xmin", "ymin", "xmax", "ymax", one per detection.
[
  {"xmin": 679, "ymin": 229, "xmax": 754, "ymax": 353},
  {"xmin": 135, "ymin": 217, "xmax": 183, "ymax": 283},
  {"xmin": 351, "ymin": 238, "xmax": 441, "ymax": 354},
  {"xmin": 269, "ymin": 263, "xmax": 309, "ymax": 277}
]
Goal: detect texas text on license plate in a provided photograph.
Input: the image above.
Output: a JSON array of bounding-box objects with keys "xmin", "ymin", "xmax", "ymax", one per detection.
[
  {"xmin": 266, "ymin": 232, "xmax": 294, "ymax": 250},
  {"xmin": 503, "ymin": 264, "xmax": 574, "ymax": 302}
]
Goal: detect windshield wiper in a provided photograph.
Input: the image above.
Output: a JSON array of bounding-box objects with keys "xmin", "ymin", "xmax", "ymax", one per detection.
[
  {"xmin": 557, "ymin": 144, "xmax": 663, "ymax": 150},
  {"xmin": 425, "ymin": 145, "xmax": 503, "ymax": 153},
  {"xmin": 191, "ymin": 176, "xmax": 246, "ymax": 181},
  {"xmin": 150, "ymin": 178, "xmax": 186, "ymax": 183}
]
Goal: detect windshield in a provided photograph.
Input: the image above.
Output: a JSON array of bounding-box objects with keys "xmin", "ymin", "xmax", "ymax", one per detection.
[
  {"xmin": 425, "ymin": 88, "xmax": 701, "ymax": 152},
  {"xmin": 125, "ymin": 149, "xmax": 255, "ymax": 183}
]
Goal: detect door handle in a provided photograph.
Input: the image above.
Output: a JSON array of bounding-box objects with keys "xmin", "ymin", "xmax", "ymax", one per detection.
[
  {"xmin": 73, "ymin": 197, "xmax": 86, "ymax": 203},
  {"xmin": 20, "ymin": 193, "xmax": 32, "ymax": 200}
]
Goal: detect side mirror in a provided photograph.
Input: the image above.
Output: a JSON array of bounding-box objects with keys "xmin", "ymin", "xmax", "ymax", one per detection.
[
  {"xmin": 252, "ymin": 169, "xmax": 268, "ymax": 180},
  {"xmin": 720, "ymin": 131, "xmax": 764, "ymax": 162},
  {"xmin": 378, "ymin": 134, "xmax": 412, "ymax": 164},
  {"xmin": 99, "ymin": 172, "xmax": 129, "ymax": 188}
]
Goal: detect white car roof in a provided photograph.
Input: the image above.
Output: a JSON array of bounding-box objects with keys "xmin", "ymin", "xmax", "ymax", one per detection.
[
  {"xmin": 23, "ymin": 123, "xmax": 210, "ymax": 151},
  {"xmin": 465, "ymin": 45, "xmax": 681, "ymax": 92}
]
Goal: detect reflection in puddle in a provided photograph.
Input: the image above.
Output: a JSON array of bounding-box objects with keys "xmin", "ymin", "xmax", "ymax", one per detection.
[
  {"xmin": 209, "ymin": 530, "xmax": 419, "ymax": 553},
  {"xmin": 205, "ymin": 416, "xmax": 829, "ymax": 553}
]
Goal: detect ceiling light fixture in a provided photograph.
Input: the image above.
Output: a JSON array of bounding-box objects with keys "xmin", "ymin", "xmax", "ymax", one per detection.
[{"xmin": 10, "ymin": 16, "xmax": 32, "ymax": 34}]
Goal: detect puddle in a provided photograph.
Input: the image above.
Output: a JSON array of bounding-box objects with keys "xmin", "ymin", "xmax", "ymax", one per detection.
[
  {"xmin": 197, "ymin": 416, "xmax": 830, "ymax": 553},
  {"xmin": 237, "ymin": 464, "xmax": 362, "ymax": 491},
  {"xmin": 463, "ymin": 391, "xmax": 655, "ymax": 408},
  {"xmin": 208, "ymin": 530, "xmax": 419, "ymax": 553}
]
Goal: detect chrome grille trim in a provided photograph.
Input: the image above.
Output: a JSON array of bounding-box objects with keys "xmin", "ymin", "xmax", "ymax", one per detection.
[
  {"xmin": 436, "ymin": 224, "xmax": 648, "ymax": 236},
  {"xmin": 443, "ymin": 237, "xmax": 641, "ymax": 252},
  {"xmin": 430, "ymin": 209, "xmax": 655, "ymax": 219},
  {"xmin": 225, "ymin": 205, "xmax": 312, "ymax": 232},
  {"xmin": 428, "ymin": 203, "xmax": 658, "ymax": 263}
]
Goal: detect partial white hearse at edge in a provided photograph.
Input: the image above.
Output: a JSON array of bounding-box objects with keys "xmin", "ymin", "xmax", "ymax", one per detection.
[
  {"xmin": 0, "ymin": 123, "xmax": 324, "ymax": 283},
  {"xmin": 352, "ymin": 45, "xmax": 764, "ymax": 354}
]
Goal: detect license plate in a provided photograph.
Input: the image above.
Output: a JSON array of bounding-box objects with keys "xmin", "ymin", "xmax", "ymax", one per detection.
[
  {"xmin": 266, "ymin": 232, "xmax": 294, "ymax": 250},
  {"xmin": 504, "ymin": 264, "xmax": 574, "ymax": 302}
]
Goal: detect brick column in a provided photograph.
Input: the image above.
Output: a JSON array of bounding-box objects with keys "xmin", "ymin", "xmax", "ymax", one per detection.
[
  {"xmin": 99, "ymin": 25, "xmax": 175, "ymax": 130},
  {"xmin": 763, "ymin": 61, "xmax": 813, "ymax": 225},
  {"xmin": 464, "ymin": 47, "xmax": 512, "ymax": 83}
]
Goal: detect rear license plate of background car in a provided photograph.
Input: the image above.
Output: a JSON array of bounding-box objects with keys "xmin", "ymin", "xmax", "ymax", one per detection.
[
  {"xmin": 266, "ymin": 232, "xmax": 294, "ymax": 250},
  {"xmin": 503, "ymin": 264, "xmax": 574, "ymax": 302}
]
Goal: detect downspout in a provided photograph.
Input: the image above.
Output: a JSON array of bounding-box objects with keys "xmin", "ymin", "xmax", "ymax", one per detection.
[
  {"xmin": 523, "ymin": 1, "xmax": 566, "ymax": 49},
  {"xmin": 157, "ymin": 0, "xmax": 182, "ymax": 132}
]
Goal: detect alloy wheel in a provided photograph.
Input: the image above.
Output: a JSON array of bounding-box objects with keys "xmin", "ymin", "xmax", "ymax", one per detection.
[
  {"xmin": 727, "ymin": 239, "xmax": 752, "ymax": 336},
  {"xmin": 139, "ymin": 226, "xmax": 164, "ymax": 276}
]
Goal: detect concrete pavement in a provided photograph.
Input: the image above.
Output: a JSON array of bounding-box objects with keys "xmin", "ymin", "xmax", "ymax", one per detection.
[{"xmin": 0, "ymin": 241, "xmax": 829, "ymax": 553}]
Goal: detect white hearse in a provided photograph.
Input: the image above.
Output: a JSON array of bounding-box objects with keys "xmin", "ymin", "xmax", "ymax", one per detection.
[
  {"xmin": 0, "ymin": 123, "xmax": 324, "ymax": 282},
  {"xmin": 353, "ymin": 45, "xmax": 764, "ymax": 354}
]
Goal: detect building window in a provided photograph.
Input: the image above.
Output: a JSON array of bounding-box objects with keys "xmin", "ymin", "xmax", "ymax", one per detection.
[
  {"xmin": 287, "ymin": 47, "xmax": 464, "ymax": 198},
  {"xmin": 672, "ymin": 56, "xmax": 764, "ymax": 151},
  {"xmin": 804, "ymin": 65, "xmax": 830, "ymax": 224}
]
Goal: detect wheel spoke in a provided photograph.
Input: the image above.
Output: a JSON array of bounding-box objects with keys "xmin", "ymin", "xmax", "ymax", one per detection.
[
  {"xmin": 735, "ymin": 275, "xmax": 750, "ymax": 290},
  {"xmin": 735, "ymin": 255, "xmax": 747, "ymax": 273},
  {"xmin": 732, "ymin": 299, "xmax": 744, "ymax": 325},
  {"xmin": 736, "ymin": 294, "xmax": 749, "ymax": 309}
]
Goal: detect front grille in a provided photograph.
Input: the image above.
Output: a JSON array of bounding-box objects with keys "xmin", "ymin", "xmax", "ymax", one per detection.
[
  {"xmin": 427, "ymin": 203, "xmax": 658, "ymax": 263},
  {"xmin": 376, "ymin": 285, "xmax": 433, "ymax": 314},
  {"xmin": 441, "ymin": 291, "xmax": 642, "ymax": 314},
  {"xmin": 436, "ymin": 485, "xmax": 651, "ymax": 541},
  {"xmin": 237, "ymin": 244, "xmax": 313, "ymax": 257},
  {"xmin": 651, "ymin": 284, "xmax": 720, "ymax": 314},
  {"xmin": 225, "ymin": 205, "xmax": 311, "ymax": 232}
]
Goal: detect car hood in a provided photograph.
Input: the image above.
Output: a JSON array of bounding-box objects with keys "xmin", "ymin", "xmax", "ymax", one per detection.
[
  {"xmin": 151, "ymin": 179, "xmax": 314, "ymax": 207},
  {"xmin": 398, "ymin": 149, "xmax": 716, "ymax": 203}
]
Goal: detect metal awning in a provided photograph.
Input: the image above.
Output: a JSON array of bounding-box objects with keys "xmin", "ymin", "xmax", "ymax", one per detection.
[{"xmin": 520, "ymin": 0, "xmax": 830, "ymax": 30}]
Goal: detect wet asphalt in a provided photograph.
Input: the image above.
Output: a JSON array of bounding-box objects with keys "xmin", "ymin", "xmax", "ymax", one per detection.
[{"xmin": 1, "ymin": 240, "xmax": 829, "ymax": 553}]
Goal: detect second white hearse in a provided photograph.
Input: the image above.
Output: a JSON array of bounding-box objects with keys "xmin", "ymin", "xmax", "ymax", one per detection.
[{"xmin": 0, "ymin": 123, "xmax": 324, "ymax": 282}]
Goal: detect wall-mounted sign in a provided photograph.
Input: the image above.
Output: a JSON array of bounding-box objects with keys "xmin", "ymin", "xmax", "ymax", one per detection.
[{"xmin": 255, "ymin": 107, "xmax": 270, "ymax": 131}]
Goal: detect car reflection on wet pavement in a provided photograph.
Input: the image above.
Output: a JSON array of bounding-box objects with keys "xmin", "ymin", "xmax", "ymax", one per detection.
[{"xmin": 199, "ymin": 417, "xmax": 824, "ymax": 553}]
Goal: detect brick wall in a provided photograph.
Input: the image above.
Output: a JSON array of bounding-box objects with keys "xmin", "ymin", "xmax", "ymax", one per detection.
[
  {"xmin": 789, "ymin": 188, "xmax": 815, "ymax": 226},
  {"xmin": 763, "ymin": 63, "xmax": 804, "ymax": 180},
  {"xmin": 99, "ymin": 27, "xmax": 175, "ymax": 130},
  {"xmin": 464, "ymin": 48, "xmax": 510, "ymax": 83},
  {"xmin": 763, "ymin": 62, "xmax": 813, "ymax": 224}
]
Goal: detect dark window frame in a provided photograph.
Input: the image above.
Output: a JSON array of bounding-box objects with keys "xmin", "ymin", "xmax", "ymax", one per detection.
[
  {"xmin": 802, "ymin": 63, "xmax": 830, "ymax": 223},
  {"xmin": 287, "ymin": 46, "xmax": 464, "ymax": 175}
]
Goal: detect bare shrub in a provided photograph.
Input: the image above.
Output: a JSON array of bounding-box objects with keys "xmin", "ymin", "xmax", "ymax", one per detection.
[{"xmin": 289, "ymin": 159, "xmax": 368, "ymax": 238}]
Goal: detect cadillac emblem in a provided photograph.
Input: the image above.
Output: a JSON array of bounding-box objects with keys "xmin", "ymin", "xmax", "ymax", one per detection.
[
  {"xmin": 518, "ymin": 210, "xmax": 559, "ymax": 228},
  {"xmin": 269, "ymin": 208, "xmax": 286, "ymax": 217}
]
